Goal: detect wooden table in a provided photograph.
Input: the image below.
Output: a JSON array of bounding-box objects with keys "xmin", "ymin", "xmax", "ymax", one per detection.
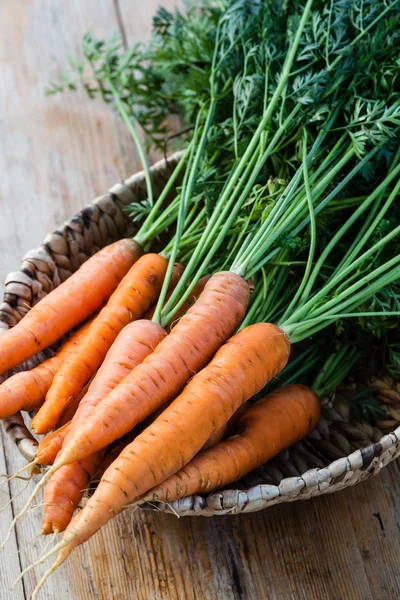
[{"xmin": 1, "ymin": 2, "xmax": 400, "ymax": 598}]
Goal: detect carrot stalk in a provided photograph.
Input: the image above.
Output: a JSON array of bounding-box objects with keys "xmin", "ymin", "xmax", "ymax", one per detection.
[
  {"xmin": 35, "ymin": 322, "xmax": 289, "ymax": 567},
  {"xmin": 31, "ymin": 253, "xmax": 168, "ymax": 433},
  {"xmin": 0, "ymin": 321, "xmax": 92, "ymax": 420},
  {"xmin": 142, "ymin": 384, "xmax": 320, "ymax": 503},
  {"xmin": 0, "ymin": 239, "xmax": 142, "ymax": 375}
]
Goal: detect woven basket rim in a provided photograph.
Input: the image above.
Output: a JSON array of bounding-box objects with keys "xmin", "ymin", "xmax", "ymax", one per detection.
[{"xmin": 1, "ymin": 153, "xmax": 400, "ymax": 516}]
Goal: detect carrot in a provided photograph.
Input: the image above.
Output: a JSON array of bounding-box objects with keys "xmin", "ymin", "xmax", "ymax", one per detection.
[
  {"xmin": 0, "ymin": 321, "xmax": 92, "ymax": 420},
  {"xmin": 41, "ymin": 451, "xmax": 105, "ymax": 535},
  {"xmin": 56, "ymin": 382, "xmax": 91, "ymax": 428},
  {"xmin": 63, "ymin": 319, "xmax": 167, "ymax": 444},
  {"xmin": 32, "ymin": 254, "xmax": 168, "ymax": 433},
  {"xmin": 142, "ymin": 384, "xmax": 320, "ymax": 503},
  {"xmin": 34, "ymin": 378, "xmax": 93, "ymax": 468},
  {"xmin": 0, "ymin": 239, "xmax": 142, "ymax": 375},
  {"xmin": 35, "ymin": 322, "xmax": 289, "ymax": 570},
  {"xmin": 53, "ymin": 271, "xmax": 250, "ymax": 467},
  {"xmin": 35, "ymin": 422, "xmax": 71, "ymax": 468}
]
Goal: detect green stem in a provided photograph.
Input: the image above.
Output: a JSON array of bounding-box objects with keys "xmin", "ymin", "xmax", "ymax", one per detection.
[
  {"xmin": 289, "ymin": 159, "xmax": 400, "ymax": 312},
  {"xmin": 280, "ymin": 129, "xmax": 316, "ymax": 322},
  {"xmin": 108, "ymin": 79, "xmax": 153, "ymax": 208},
  {"xmin": 152, "ymin": 101, "xmax": 217, "ymax": 324},
  {"xmin": 161, "ymin": 0, "xmax": 315, "ymax": 324},
  {"xmin": 134, "ymin": 146, "xmax": 191, "ymax": 247}
]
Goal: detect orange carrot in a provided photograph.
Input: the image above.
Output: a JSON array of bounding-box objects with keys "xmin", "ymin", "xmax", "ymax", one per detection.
[
  {"xmin": 35, "ymin": 422, "xmax": 71, "ymax": 467},
  {"xmin": 63, "ymin": 319, "xmax": 167, "ymax": 444},
  {"xmin": 0, "ymin": 321, "xmax": 92, "ymax": 420},
  {"xmin": 40, "ymin": 322, "xmax": 289, "ymax": 567},
  {"xmin": 142, "ymin": 384, "xmax": 320, "ymax": 503},
  {"xmin": 42, "ymin": 450, "xmax": 105, "ymax": 535},
  {"xmin": 0, "ymin": 239, "xmax": 142, "ymax": 375},
  {"xmin": 54, "ymin": 271, "xmax": 250, "ymax": 467},
  {"xmin": 32, "ymin": 254, "xmax": 168, "ymax": 433}
]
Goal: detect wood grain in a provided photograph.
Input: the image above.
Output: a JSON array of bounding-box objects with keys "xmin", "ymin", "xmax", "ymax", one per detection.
[{"xmin": 1, "ymin": 1, "xmax": 400, "ymax": 600}]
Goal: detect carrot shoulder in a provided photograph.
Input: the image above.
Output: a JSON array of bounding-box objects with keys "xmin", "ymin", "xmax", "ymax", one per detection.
[
  {"xmin": 0, "ymin": 320, "xmax": 91, "ymax": 420},
  {"xmin": 0, "ymin": 239, "xmax": 142, "ymax": 375},
  {"xmin": 142, "ymin": 384, "xmax": 320, "ymax": 503},
  {"xmin": 54, "ymin": 322, "xmax": 290, "ymax": 556},
  {"xmin": 56, "ymin": 271, "xmax": 250, "ymax": 466},
  {"xmin": 32, "ymin": 254, "xmax": 168, "ymax": 433}
]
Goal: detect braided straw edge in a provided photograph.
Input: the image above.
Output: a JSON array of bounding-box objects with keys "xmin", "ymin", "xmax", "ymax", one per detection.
[{"xmin": 2, "ymin": 153, "xmax": 400, "ymax": 516}]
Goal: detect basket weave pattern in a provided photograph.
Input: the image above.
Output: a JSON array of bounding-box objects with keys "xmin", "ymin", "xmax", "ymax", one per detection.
[{"xmin": 1, "ymin": 155, "xmax": 399, "ymax": 516}]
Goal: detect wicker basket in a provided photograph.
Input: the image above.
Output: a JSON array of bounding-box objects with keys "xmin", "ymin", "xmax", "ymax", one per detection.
[{"xmin": 1, "ymin": 154, "xmax": 400, "ymax": 517}]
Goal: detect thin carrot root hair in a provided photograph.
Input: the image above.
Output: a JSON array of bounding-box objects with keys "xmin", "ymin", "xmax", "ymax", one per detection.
[
  {"xmin": 0, "ymin": 479, "xmax": 30, "ymax": 513},
  {"xmin": 0, "ymin": 460, "xmax": 36, "ymax": 485},
  {"xmin": 31, "ymin": 543, "xmax": 73, "ymax": 600},
  {"xmin": 11, "ymin": 532, "xmax": 43, "ymax": 558},
  {"xmin": 1, "ymin": 467, "xmax": 56, "ymax": 549},
  {"xmin": 11, "ymin": 538, "xmax": 68, "ymax": 591}
]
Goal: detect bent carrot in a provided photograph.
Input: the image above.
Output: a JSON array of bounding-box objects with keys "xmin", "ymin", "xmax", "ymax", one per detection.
[
  {"xmin": 0, "ymin": 239, "xmax": 142, "ymax": 375},
  {"xmin": 63, "ymin": 319, "xmax": 167, "ymax": 444},
  {"xmin": 142, "ymin": 384, "xmax": 320, "ymax": 503},
  {"xmin": 0, "ymin": 321, "xmax": 92, "ymax": 420},
  {"xmin": 55, "ymin": 271, "xmax": 250, "ymax": 467},
  {"xmin": 32, "ymin": 254, "xmax": 168, "ymax": 433},
  {"xmin": 41, "ymin": 322, "xmax": 289, "ymax": 565},
  {"xmin": 42, "ymin": 451, "xmax": 105, "ymax": 535}
]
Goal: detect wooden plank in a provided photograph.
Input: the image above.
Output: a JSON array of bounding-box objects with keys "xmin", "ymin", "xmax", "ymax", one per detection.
[
  {"xmin": 0, "ymin": 429, "xmax": 25, "ymax": 600},
  {"xmin": 0, "ymin": 0, "xmax": 136, "ymax": 297},
  {"xmin": 344, "ymin": 468, "xmax": 400, "ymax": 598}
]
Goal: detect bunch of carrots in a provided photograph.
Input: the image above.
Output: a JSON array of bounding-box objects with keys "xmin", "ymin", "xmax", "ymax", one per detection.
[{"xmin": 1, "ymin": 0, "xmax": 400, "ymax": 596}]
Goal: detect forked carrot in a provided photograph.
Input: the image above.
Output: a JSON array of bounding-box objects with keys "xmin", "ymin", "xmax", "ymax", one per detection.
[
  {"xmin": 53, "ymin": 271, "xmax": 250, "ymax": 466},
  {"xmin": 0, "ymin": 321, "xmax": 92, "ymax": 420},
  {"xmin": 31, "ymin": 322, "xmax": 289, "ymax": 573},
  {"xmin": 0, "ymin": 239, "xmax": 142, "ymax": 375},
  {"xmin": 32, "ymin": 254, "xmax": 168, "ymax": 433},
  {"xmin": 142, "ymin": 384, "xmax": 320, "ymax": 503},
  {"xmin": 41, "ymin": 450, "xmax": 105, "ymax": 535}
]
